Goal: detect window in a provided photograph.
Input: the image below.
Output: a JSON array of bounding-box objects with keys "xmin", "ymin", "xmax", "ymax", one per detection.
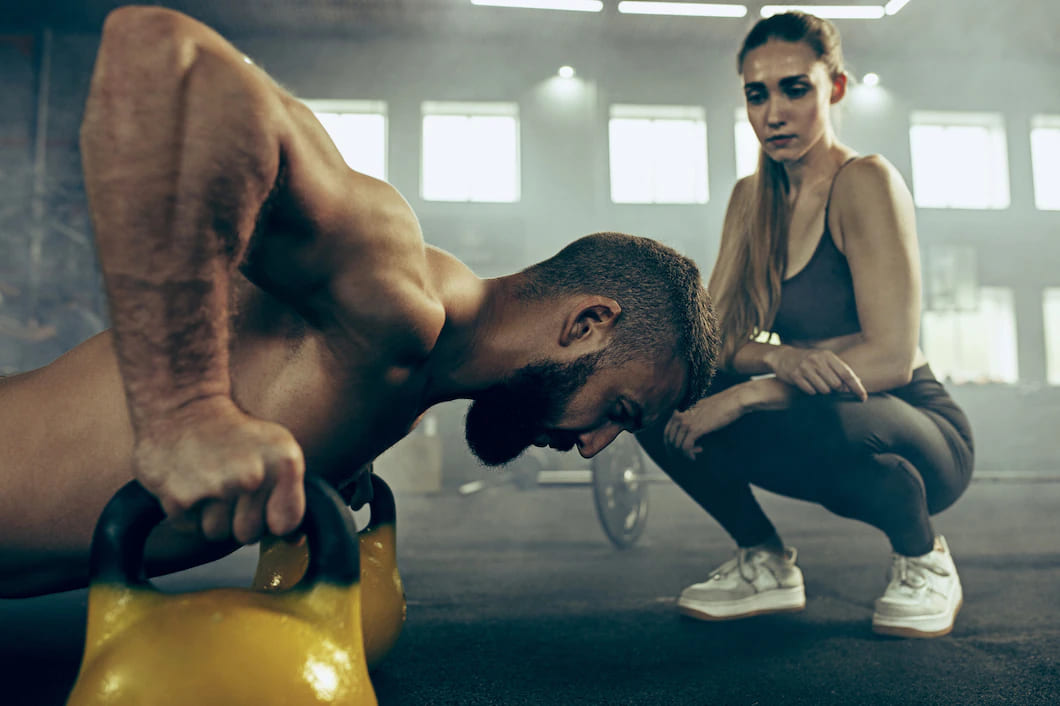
[
  {"xmin": 1044, "ymin": 289, "xmax": 1060, "ymax": 385},
  {"xmin": 908, "ymin": 111, "xmax": 1010, "ymax": 209},
  {"xmin": 303, "ymin": 100, "xmax": 387, "ymax": 181},
  {"xmin": 1030, "ymin": 115, "xmax": 1060, "ymax": 211},
  {"xmin": 421, "ymin": 102, "xmax": 520, "ymax": 203},
  {"xmin": 608, "ymin": 104, "xmax": 708, "ymax": 204},
  {"xmin": 922, "ymin": 287, "xmax": 1019, "ymax": 384},
  {"xmin": 734, "ymin": 109, "xmax": 759, "ymax": 179}
]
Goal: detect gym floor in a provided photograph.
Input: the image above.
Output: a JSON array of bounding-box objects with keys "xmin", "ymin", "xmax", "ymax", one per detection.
[{"xmin": 2, "ymin": 473, "xmax": 1058, "ymax": 705}]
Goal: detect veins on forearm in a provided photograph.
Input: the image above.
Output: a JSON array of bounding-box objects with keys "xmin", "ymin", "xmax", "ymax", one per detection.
[{"xmin": 106, "ymin": 274, "xmax": 231, "ymax": 419}]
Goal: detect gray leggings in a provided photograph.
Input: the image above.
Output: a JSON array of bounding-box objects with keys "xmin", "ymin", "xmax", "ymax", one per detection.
[{"xmin": 636, "ymin": 365, "xmax": 974, "ymax": 556}]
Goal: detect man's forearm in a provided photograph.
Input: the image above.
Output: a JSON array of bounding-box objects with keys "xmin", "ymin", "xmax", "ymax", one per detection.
[
  {"xmin": 737, "ymin": 377, "xmax": 797, "ymax": 413},
  {"xmin": 81, "ymin": 8, "xmax": 281, "ymax": 431}
]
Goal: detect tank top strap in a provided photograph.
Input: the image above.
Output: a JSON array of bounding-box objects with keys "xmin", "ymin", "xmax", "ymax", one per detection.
[{"xmin": 823, "ymin": 155, "xmax": 861, "ymax": 226}]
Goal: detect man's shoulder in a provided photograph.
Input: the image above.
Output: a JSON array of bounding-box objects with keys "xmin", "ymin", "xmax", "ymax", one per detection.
[{"xmin": 326, "ymin": 239, "xmax": 446, "ymax": 365}]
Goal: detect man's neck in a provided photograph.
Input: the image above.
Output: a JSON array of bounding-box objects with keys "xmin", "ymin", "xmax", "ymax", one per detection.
[{"xmin": 421, "ymin": 261, "xmax": 550, "ymax": 406}]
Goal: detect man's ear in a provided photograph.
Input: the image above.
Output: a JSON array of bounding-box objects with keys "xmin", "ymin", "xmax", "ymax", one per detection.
[
  {"xmin": 559, "ymin": 295, "xmax": 622, "ymax": 347},
  {"xmin": 830, "ymin": 72, "xmax": 848, "ymax": 104}
]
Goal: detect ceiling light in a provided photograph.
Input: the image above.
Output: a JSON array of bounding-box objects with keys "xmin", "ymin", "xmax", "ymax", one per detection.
[
  {"xmin": 884, "ymin": 0, "xmax": 913, "ymax": 15},
  {"xmin": 471, "ymin": 0, "xmax": 603, "ymax": 12},
  {"xmin": 618, "ymin": 2, "xmax": 748, "ymax": 17},
  {"xmin": 558, "ymin": 65, "xmax": 575, "ymax": 78},
  {"xmin": 862, "ymin": 72, "xmax": 880, "ymax": 86},
  {"xmin": 761, "ymin": 5, "xmax": 887, "ymax": 19}
]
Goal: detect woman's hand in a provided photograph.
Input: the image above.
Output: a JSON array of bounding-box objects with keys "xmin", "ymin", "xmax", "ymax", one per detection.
[
  {"xmin": 664, "ymin": 385, "xmax": 748, "ymax": 461},
  {"xmin": 764, "ymin": 345, "xmax": 867, "ymax": 401}
]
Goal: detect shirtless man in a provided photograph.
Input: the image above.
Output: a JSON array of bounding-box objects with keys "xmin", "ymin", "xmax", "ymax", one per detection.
[{"xmin": 0, "ymin": 7, "xmax": 718, "ymax": 597}]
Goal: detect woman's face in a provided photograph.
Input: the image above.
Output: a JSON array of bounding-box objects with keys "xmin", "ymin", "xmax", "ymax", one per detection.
[{"xmin": 741, "ymin": 39, "xmax": 844, "ymax": 163}]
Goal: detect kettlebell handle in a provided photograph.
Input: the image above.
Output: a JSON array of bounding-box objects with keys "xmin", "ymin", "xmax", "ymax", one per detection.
[
  {"xmin": 364, "ymin": 473, "xmax": 396, "ymax": 531},
  {"xmin": 90, "ymin": 474, "xmax": 359, "ymax": 588}
]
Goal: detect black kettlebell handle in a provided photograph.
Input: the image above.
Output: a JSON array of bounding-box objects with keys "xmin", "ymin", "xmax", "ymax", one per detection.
[
  {"xmin": 89, "ymin": 473, "xmax": 359, "ymax": 588},
  {"xmin": 363, "ymin": 473, "xmax": 396, "ymax": 531}
]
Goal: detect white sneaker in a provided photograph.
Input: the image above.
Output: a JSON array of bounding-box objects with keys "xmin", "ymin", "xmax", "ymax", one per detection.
[
  {"xmin": 872, "ymin": 535, "xmax": 963, "ymax": 638},
  {"xmin": 677, "ymin": 545, "xmax": 806, "ymax": 621}
]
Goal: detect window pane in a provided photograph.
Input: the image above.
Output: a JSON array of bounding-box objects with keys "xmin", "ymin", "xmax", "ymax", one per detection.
[
  {"xmin": 609, "ymin": 119, "xmax": 657, "ymax": 203},
  {"xmin": 734, "ymin": 111, "xmax": 759, "ymax": 179},
  {"xmin": 909, "ymin": 112, "xmax": 1010, "ymax": 209},
  {"xmin": 468, "ymin": 116, "xmax": 520, "ymax": 202},
  {"xmin": 303, "ymin": 100, "xmax": 388, "ymax": 181},
  {"xmin": 922, "ymin": 286, "xmax": 1018, "ymax": 384},
  {"xmin": 652, "ymin": 119, "xmax": 707, "ymax": 203},
  {"xmin": 422, "ymin": 115, "xmax": 472, "ymax": 201},
  {"xmin": 1045, "ymin": 289, "xmax": 1060, "ymax": 385},
  {"xmin": 945, "ymin": 126, "xmax": 993, "ymax": 208},
  {"xmin": 313, "ymin": 112, "xmax": 387, "ymax": 180},
  {"xmin": 909, "ymin": 124, "xmax": 954, "ymax": 208},
  {"xmin": 1031, "ymin": 118, "xmax": 1060, "ymax": 211},
  {"xmin": 608, "ymin": 108, "xmax": 707, "ymax": 205},
  {"xmin": 422, "ymin": 104, "xmax": 520, "ymax": 203}
]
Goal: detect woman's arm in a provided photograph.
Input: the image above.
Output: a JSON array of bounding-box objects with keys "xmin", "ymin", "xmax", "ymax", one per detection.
[
  {"xmin": 664, "ymin": 376, "xmax": 797, "ymax": 459},
  {"xmin": 728, "ymin": 156, "xmax": 919, "ymax": 396},
  {"xmin": 825, "ymin": 155, "xmax": 921, "ymax": 391}
]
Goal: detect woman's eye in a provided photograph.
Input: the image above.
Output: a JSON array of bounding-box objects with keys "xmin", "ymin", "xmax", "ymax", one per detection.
[{"xmin": 746, "ymin": 93, "xmax": 765, "ymax": 105}]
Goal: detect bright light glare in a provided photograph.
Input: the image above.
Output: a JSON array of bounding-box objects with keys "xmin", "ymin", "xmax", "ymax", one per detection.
[
  {"xmin": 761, "ymin": 5, "xmax": 886, "ymax": 19},
  {"xmin": 1030, "ymin": 122, "xmax": 1060, "ymax": 210},
  {"xmin": 610, "ymin": 116, "xmax": 708, "ymax": 204},
  {"xmin": 618, "ymin": 2, "xmax": 748, "ymax": 17},
  {"xmin": 558, "ymin": 65, "xmax": 575, "ymax": 78},
  {"xmin": 423, "ymin": 113, "xmax": 520, "ymax": 202},
  {"xmin": 734, "ymin": 112, "xmax": 759, "ymax": 178},
  {"xmin": 862, "ymin": 72, "xmax": 880, "ymax": 86},
  {"xmin": 471, "ymin": 0, "xmax": 603, "ymax": 11},
  {"xmin": 312, "ymin": 112, "xmax": 387, "ymax": 180},
  {"xmin": 1045, "ymin": 289, "xmax": 1060, "ymax": 384},
  {"xmin": 909, "ymin": 117, "xmax": 1010, "ymax": 210},
  {"xmin": 884, "ymin": 0, "xmax": 913, "ymax": 15},
  {"xmin": 922, "ymin": 287, "xmax": 1019, "ymax": 384}
]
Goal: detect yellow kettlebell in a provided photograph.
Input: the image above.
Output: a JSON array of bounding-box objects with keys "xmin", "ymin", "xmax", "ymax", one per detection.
[
  {"xmin": 67, "ymin": 474, "xmax": 376, "ymax": 706},
  {"xmin": 254, "ymin": 472, "xmax": 406, "ymax": 670}
]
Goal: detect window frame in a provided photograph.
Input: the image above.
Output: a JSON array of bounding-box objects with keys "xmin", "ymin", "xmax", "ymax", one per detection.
[
  {"xmin": 420, "ymin": 101, "xmax": 521, "ymax": 203},
  {"xmin": 607, "ymin": 103, "xmax": 710, "ymax": 205}
]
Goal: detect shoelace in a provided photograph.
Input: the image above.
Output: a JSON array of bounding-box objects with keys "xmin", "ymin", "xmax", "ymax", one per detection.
[
  {"xmin": 893, "ymin": 554, "xmax": 950, "ymax": 589},
  {"xmin": 709, "ymin": 548, "xmax": 761, "ymax": 584}
]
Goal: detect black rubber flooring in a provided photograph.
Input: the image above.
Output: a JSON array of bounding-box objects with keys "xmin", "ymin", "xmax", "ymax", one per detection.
[{"xmin": 2, "ymin": 476, "xmax": 1058, "ymax": 705}]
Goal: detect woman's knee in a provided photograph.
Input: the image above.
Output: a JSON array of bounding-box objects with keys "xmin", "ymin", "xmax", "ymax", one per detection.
[{"xmin": 821, "ymin": 452, "xmax": 928, "ymax": 522}]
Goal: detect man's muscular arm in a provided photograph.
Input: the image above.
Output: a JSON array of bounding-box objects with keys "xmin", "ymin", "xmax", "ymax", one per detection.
[{"xmin": 81, "ymin": 6, "xmax": 307, "ymax": 544}]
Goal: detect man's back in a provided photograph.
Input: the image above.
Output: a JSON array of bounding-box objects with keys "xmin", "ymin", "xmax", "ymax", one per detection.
[{"xmin": 0, "ymin": 228, "xmax": 456, "ymax": 595}]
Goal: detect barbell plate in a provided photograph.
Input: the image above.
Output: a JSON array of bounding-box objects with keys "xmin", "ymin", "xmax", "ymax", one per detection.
[{"xmin": 591, "ymin": 432, "xmax": 649, "ymax": 549}]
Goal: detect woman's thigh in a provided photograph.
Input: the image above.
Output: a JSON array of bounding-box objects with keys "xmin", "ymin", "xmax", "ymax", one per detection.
[
  {"xmin": 745, "ymin": 392, "xmax": 971, "ymax": 513},
  {"xmin": 644, "ymin": 389, "xmax": 970, "ymax": 513}
]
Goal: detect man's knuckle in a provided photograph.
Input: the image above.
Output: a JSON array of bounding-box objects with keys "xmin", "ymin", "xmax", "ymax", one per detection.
[{"xmin": 238, "ymin": 463, "xmax": 266, "ymax": 489}]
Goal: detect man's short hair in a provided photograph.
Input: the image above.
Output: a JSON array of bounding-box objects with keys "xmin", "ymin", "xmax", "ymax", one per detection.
[{"xmin": 518, "ymin": 232, "xmax": 719, "ymax": 410}]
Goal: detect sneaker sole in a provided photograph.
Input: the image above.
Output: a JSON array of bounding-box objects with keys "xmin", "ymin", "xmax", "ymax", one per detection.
[
  {"xmin": 872, "ymin": 595, "xmax": 963, "ymax": 639},
  {"xmin": 678, "ymin": 586, "xmax": 806, "ymax": 621}
]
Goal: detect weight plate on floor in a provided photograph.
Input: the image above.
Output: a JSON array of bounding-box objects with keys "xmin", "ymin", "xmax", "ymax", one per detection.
[{"xmin": 591, "ymin": 432, "xmax": 649, "ymax": 549}]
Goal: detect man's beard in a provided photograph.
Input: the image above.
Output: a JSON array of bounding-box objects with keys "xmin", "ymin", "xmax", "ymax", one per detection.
[{"xmin": 465, "ymin": 351, "xmax": 604, "ymax": 466}]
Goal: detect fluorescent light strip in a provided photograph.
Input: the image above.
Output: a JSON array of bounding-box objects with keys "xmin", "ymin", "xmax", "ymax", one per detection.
[
  {"xmin": 761, "ymin": 5, "xmax": 886, "ymax": 19},
  {"xmin": 470, "ymin": 0, "xmax": 603, "ymax": 11},
  {"xmin": 884, "ymin": 0, "xmax": 912, "ymax": 15},
  {"xmin": 618, "ymin": 2, "xmax": 748, "ymax": 17}
]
